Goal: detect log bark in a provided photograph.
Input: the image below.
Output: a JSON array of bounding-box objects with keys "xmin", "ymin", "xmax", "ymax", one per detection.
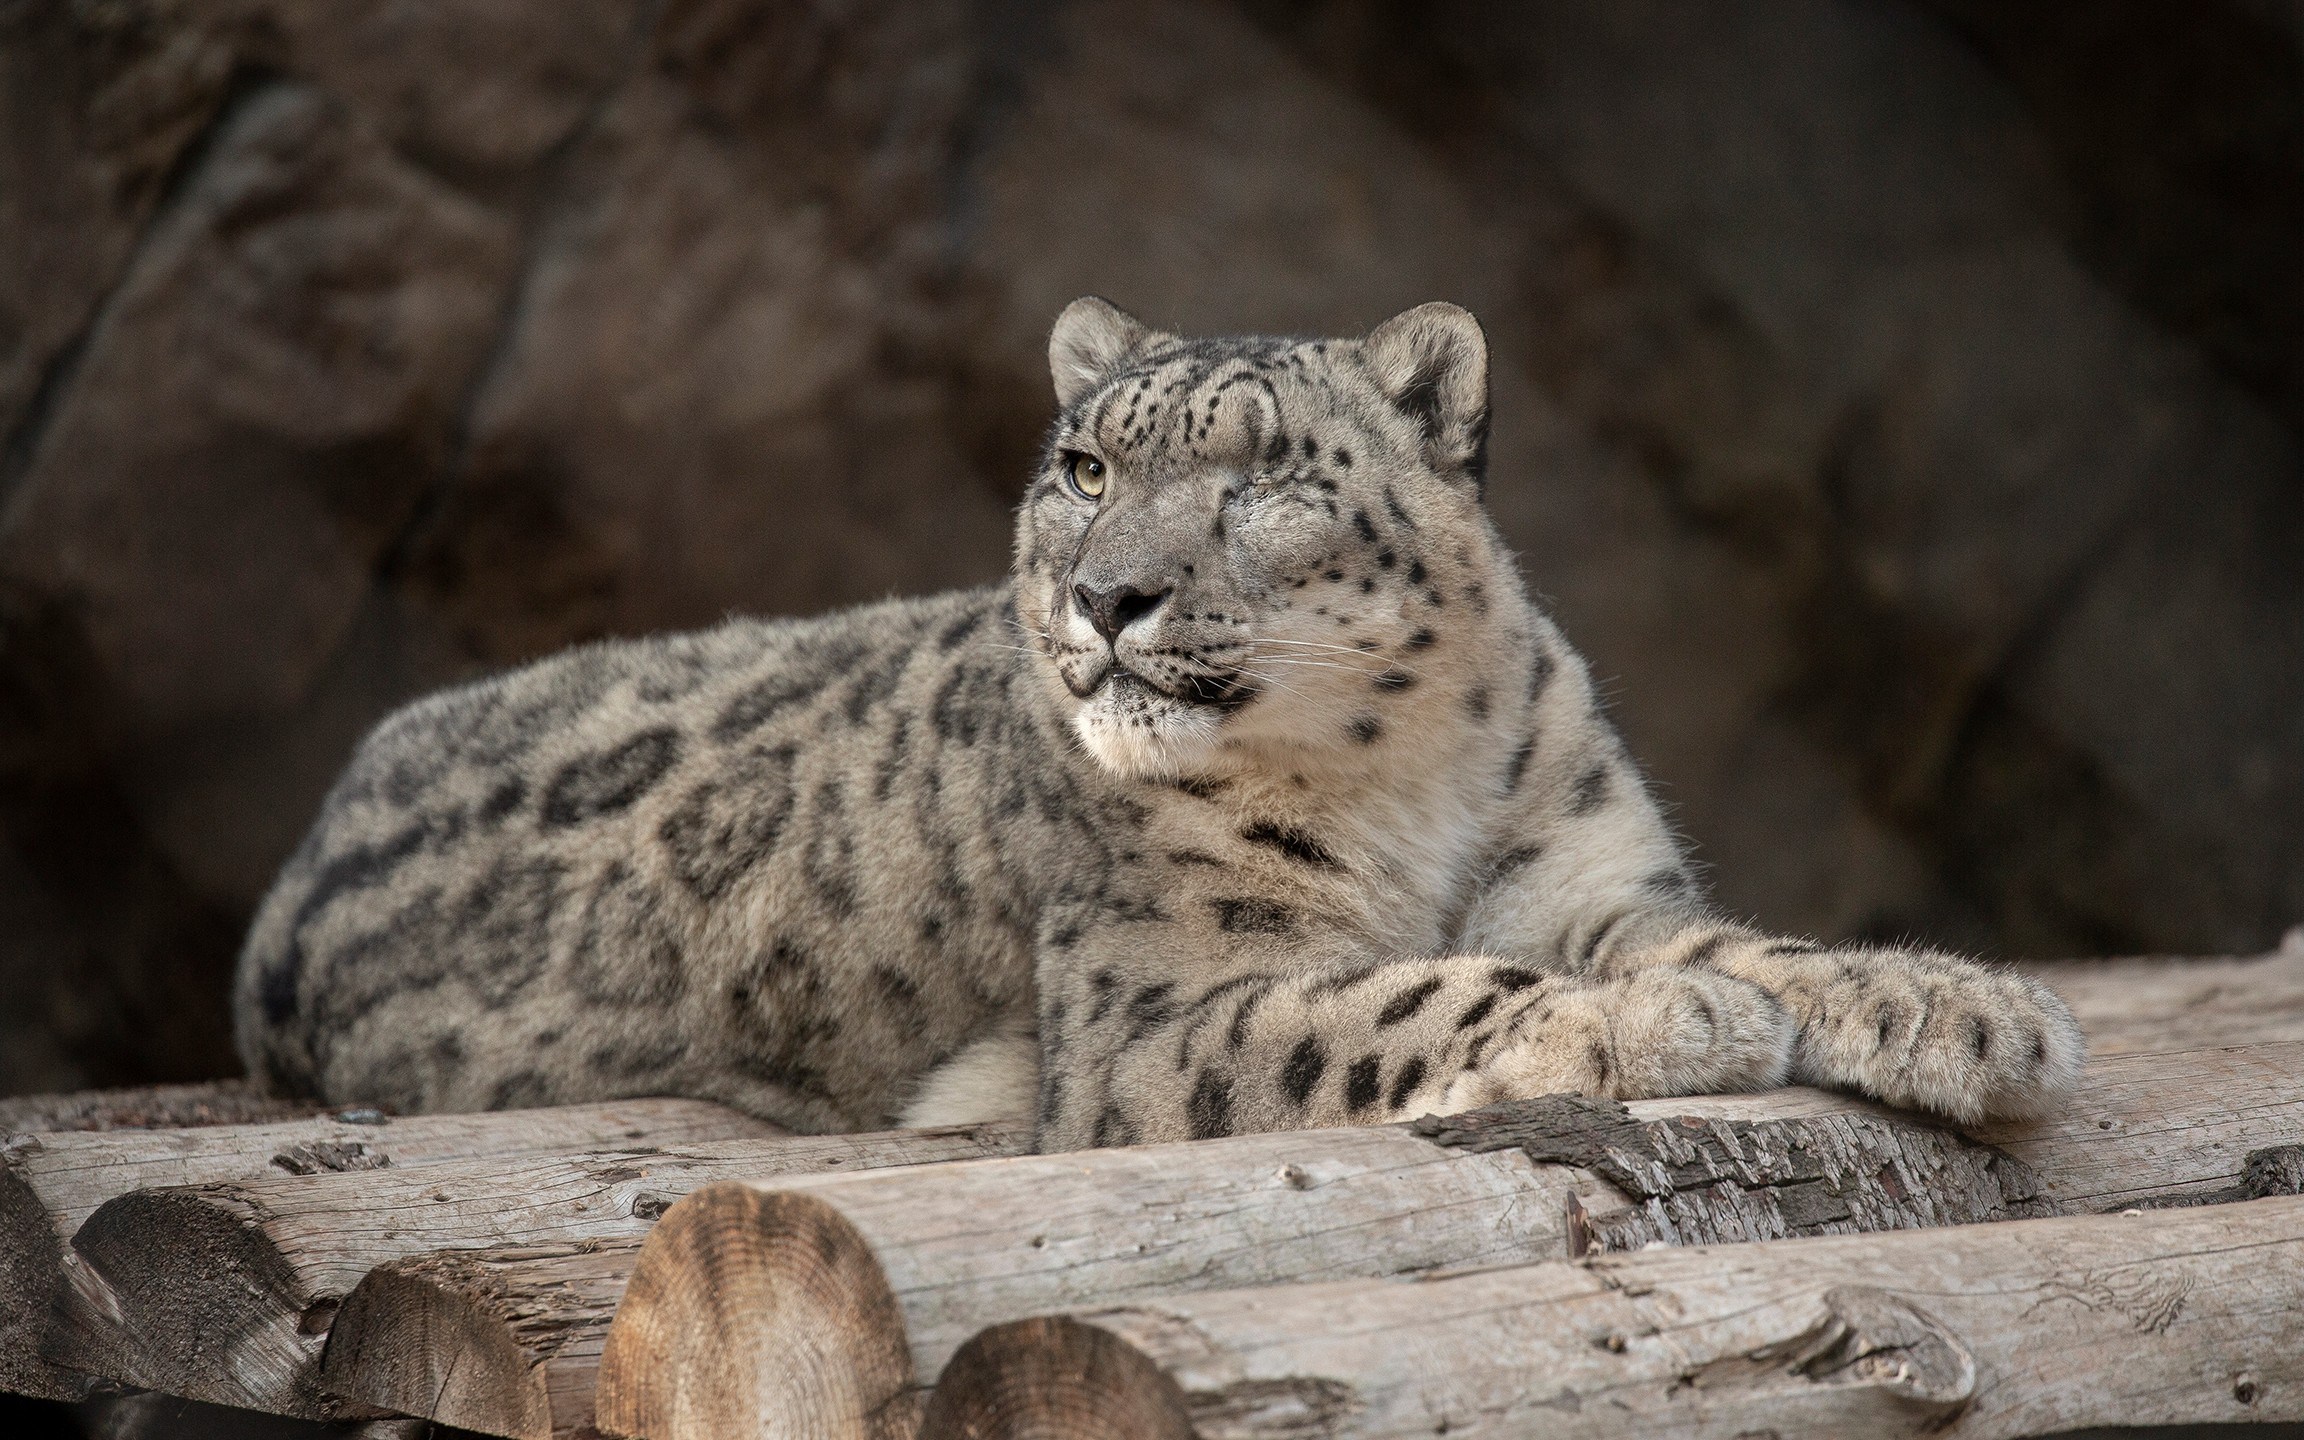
[
  {"xmin": 2019, "ymin": 930, "xmax": 2304, "ymax": 1056},
  {"xmin": 920, "ymin": 1194, "xmax": 2304, "ymax": 1439},
  {"xmin": 587, "ymin": 1042, "xmax": 2304, "ymax": 1440},
  {"xmin": 1, "ymin": 1098, "xmax": 779, "ymax": 1401},
  {"xmin": 48, "ymin": 1122, "xmax": 1026, "ymax": 1420}
]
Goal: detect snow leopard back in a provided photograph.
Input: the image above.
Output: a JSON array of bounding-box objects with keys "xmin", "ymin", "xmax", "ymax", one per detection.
[{"xmin": 234, "ymin": 586, "xmax": 1109, "ymax": 1130}]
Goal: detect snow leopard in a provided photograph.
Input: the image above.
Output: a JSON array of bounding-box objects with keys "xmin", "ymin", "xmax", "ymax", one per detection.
[{"xmin": 234, "ymin": 298, "xmax": 2084, "ymax": 1149}]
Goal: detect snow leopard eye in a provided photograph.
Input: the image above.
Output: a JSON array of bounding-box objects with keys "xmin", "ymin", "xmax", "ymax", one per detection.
[{"xmin": 1065, "ymin": 452, "xmax": 1108, "ymax": 500}]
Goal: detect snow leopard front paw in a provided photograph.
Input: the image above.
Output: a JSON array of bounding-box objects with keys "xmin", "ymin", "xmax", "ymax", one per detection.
[
  {"xmin": 1782, "ymin": 954, "xmax": 2085, "ymax": 1123},
  {"xmin": 1437, "ymin": 967, "xmax": 1794, "ymax": 1111}
]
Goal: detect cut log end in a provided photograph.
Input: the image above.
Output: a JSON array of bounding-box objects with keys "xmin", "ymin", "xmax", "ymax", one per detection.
[
  {"xmin": 319, "ymin": 1255, "xmax": 553, "ymax": 1440},
  {"xmin": 920, "ymin": 1316, "xmax": 1197, "ymax": 1440},
  {"xmin": 1, "ymin": 1160, "xmax": 85, "ymax": 1400},
  {"xmin": 60, "ymin": 1186, "xmax": 333, "ymax": 1414},
  {"xmin": 593, "ymin": 1182, "xmax": 915, "ymax": 1440}
]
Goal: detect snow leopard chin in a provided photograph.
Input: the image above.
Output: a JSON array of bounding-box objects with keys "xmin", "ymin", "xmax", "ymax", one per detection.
[{"xmin": 1070, "ymin": 675, "xmax": 1226, "ymax": 780}]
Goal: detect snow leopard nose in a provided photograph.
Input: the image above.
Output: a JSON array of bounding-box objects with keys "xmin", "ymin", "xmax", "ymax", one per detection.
[{"xmin": 1073, "ymin": 579, "xmax": 1172, "ymax": 642}]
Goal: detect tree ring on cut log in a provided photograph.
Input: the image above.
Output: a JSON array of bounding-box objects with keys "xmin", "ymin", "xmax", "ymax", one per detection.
[
  {"xmin": 593, "ymin": 1183, "xmax": 914, "ymax": 1440},
  {"xmin": 920, "ymin": 1315, "xmax": 1199, "ymax": 1440},
  {"xmin": 319, "ymin": 1256, "xmax": 555, "ymax": 1440}
]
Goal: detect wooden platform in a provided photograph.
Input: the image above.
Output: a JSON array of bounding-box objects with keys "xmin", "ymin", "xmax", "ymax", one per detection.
[{"xmin": 5, "ymin": 936, "xmax": 2302, "ymax": 1439}]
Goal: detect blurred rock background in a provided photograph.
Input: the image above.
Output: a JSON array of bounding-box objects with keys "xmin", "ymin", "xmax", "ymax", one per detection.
[{"xmin": 1, "ymin": 0, "xmax": 2298, "ymax": 1097}]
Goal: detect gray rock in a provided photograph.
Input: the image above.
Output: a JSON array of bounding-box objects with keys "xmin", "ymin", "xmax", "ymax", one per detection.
[
  {"xmin": 0, "ymin": 82, "xmax": 518, "ymax": 736},
  {"xmin": 0, "ymin": 0, "xmax": 238, "ymax": 451},
  {"xmin": 392, "ymin": 0, "xmax": 1012, "ymax": 661}
]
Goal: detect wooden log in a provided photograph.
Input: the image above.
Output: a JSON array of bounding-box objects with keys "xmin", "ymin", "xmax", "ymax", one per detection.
[
  {"xmin": 2020, "ymin": 928, "xmax": 2304, "ymax": 1056},
  {"xmin": 50, "ymin": 1121, "xmax": 1027, "ymax": 1421},
  {"xmin": 0, "ymin": 1080, "xmax": 327, "ymax": 1135},
  {"xmin": 320, "ymin": 1242, "xmax": 640, "ymax": 1440},
  {"xmin": 359, "ymin": 1077, "xmax": 2009, "ymax": 1440},
  {"xmin": 355, "ymin": 1084, "xmax": 2030, "ymax": 1440},
  {"xmin": 587, "ymin": 1041, "xmax": 2304, "ymax": 1440},
  {"xmin": 1970, "ymin": 1039, "xmax": 2304, "ymax": 1212},
  {"xmin": 1, "ymin": 1098, "xmax": 780, "ymax": 1402},
  {"xmin": 921, "ymin": 1193, "xmax": 2304, "ymax": 1440}
]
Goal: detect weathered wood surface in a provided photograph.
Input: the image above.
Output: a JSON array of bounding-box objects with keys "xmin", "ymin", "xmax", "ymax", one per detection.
[
  {"xmin": 1, "ymin": 1098, "xmax": 780, "ymax": 1401},
  {"xmin": 921, "ymin": 1193, "xmax": 2304, "ymax": 1439},
  {"xmin": 1972, "ymin": 1039, "xmax": 2304, "ymax": 1211},
  {"xmin": 50, "ymin": 1122, "xmax": 1028, "ymax": 1420},
  {"xmin": 0, "ymin": 1079, "xmax": 326, "ymax": 1135},
  {"xmin": 2022, "ymin": 928, "xmax": 2304, "ymax": 1056},
  {"xmin": 587, "ymin": 1042, "xmax": 2304, "ymax": 1440}
]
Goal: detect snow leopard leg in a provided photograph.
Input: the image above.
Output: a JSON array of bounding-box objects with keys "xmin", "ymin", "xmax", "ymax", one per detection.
[
  {"xmin": 1035, "ymin": 936, "xmax": 1795, "ymax": 1150},
  {"xmin": 1473, "ymin": 899, "xmax": 2086, "ymax": 1125}
]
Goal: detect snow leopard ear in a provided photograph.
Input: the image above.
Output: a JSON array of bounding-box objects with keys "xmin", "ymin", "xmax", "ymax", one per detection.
[
  {"xmin": 1049, "ymin": 296, "xmax": 1152, "ymax": 409},
  {"xmin": 1362, "ymin": 302, "xmax": 1491, "ymax": 495}
]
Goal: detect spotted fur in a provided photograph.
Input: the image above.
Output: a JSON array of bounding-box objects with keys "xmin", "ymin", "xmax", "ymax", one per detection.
[{"xmin": 234, "ymin": 299, "xmax": 2083, "ymax": 1144}]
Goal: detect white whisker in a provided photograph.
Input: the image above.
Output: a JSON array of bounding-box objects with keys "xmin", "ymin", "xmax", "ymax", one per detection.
[
  {"xmin": 1229, "ymin": 667, "xmax": 1321, "ymax": 698},
  {"xmin": 1251, "ymin": 637, "xmax": 1387, "ymax": 656}
]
